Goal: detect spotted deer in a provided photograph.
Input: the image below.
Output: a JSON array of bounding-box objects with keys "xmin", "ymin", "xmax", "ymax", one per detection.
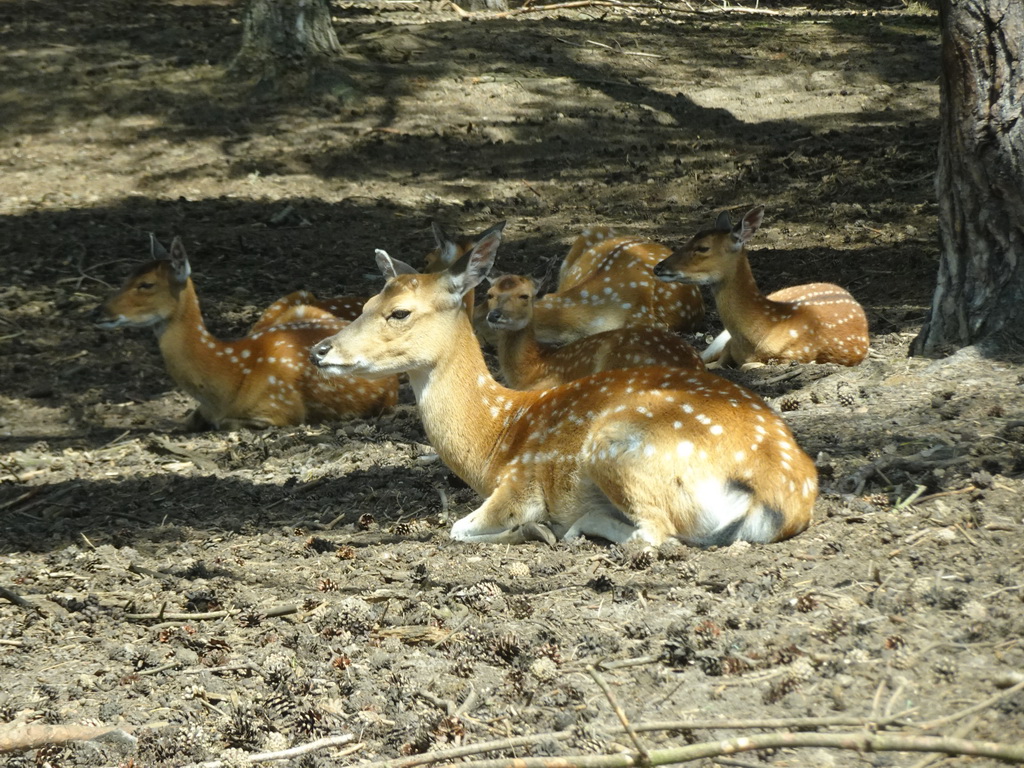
[
  {"xmin": 253, "ymin": 223, "xmax": 487, "ymax": 336},
  {"xmin": 528, "ymin": 226, "xmax": 706, "ymax": 345},
  {"xmin": 653, "ymin": 206, "xmax": 870, "ymax": 368},
  {"xmin": 485, "ymin": 274, "xmax": 705, "ymax": 390},
  {"xmin": 310, "ymin": 223, "xmax": 816, "ymax": 548},
  {"xmin": 252, "ymin": 291, "xmax": 364, "ymax": 333},
  {"xmin": 97, "ymin": 236, "xmax": 398, "ymax": 430}
]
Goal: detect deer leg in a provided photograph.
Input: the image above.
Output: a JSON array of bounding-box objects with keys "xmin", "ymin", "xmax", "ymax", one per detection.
[
  {"xmin": 184, "ymin": 408, "xmax": 215, "ymax": 432},
  {"xmin": 450, "ymin": 484, "xmax": 548, "ymax": 544},
  {"xmin": 562, "ymin": 510, "xmax": 638, "ymax": 544},
  {"xmin": 700, "ymin": 330, "xmax": 731, "ymax": 365}
]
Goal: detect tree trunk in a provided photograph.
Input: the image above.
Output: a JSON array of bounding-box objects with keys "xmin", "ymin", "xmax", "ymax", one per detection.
[
  {"xmin": 910, "ymin": 0, "xmax": 1024, "ymax": 357},
  {"xmin": 231, "ymin": 0, "xmax": 354, "ymax": 100}
]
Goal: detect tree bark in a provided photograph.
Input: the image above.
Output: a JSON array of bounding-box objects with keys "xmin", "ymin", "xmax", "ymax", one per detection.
[
  {"xmin": 230, "ymin": 0, "xmax": 354, "ymax": 100},
  {"xmin": 911, "ymin": 0, "xmax": 1024, "ymax": 357}
]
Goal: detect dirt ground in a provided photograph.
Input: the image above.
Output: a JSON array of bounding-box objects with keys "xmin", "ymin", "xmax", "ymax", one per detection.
[{"xmin": 2, "ymin": 0, "xmax": 1023, "ymax": 766}]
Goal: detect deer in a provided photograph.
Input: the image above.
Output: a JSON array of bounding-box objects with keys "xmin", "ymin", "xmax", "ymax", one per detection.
[
  {"xmin": 524, "ymin": 226, "xmax": 706, "ymax": 345},
  {"xmin": 253, "ymin": 222, "xmax": 488, "ymax": 337},
  {"xmin": 248, "ymin": 221, "xmax": 472, "ymax": 335},
  {"xmin": 310, "ymin": 223, "xmax": 817, "ymax": 548},
  {"xmin": 484, "ymin": 273, "xmax": 705, "ymax": 390},
  {"xmin": 251, "ymin": 291, "xmax": 364, "ymax": 333},
  {"xmin": 96, "ymin": 236, "xmax": 398, "ymax": 430},
  {"xmin": 428, "ymin": 222, "xmax": 706, "ymax": 347},
  {"xmin": 653, "ymin": 206, "xmax": 870, "ymax": 368}
]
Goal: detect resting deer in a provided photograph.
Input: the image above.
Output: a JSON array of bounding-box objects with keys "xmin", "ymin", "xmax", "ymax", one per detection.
[
  {"xmin": 252, "ymin": 291, "xmax": 364, "ymax": 333},
  {"xmin": 653, "ymin": 206, "xmax": 870, "ymax": 368},
  {"xmin": 310, "ymin": 224, "xmax": 816, "ymax": 548},
  {"xmin": 485, "ymin": 274, "xmax": 705, "ymax": 390},
  {"xmin": 253, "ymin": 223, "xmax": 489, "ymax": 337},
  {"xmin": 249, "ymin": 222, "xmax": 472, "ymax": 334},
  {"xmin": 527, "ymin": 226, "xmax": 706, "ymax": 345},
  {"xmin": 97, "ymin": 236, "xmax": 398, "ymax": 430}
]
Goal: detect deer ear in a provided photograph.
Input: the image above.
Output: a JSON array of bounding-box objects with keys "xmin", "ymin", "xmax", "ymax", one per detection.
[
  {"xmin": 430, "ymin": 221, "xmax": 460, "ymax": 268},
  {"xmin": 715, "ymin": 211, "xmax": 732, "ymax": 231},
  {"xmin": 150, "ymin": 233, "xmax": 170, "ymax": 260},
  {"xmin": 431, "ymin": 221, "xmax": 451, "ymax": 249},
  {"xmin": 447, "ymin": 221, "xmax": 505, "ymax": 297},
  {"xmin": 167, "ymin": 237, "xmax": 191, "ymax": 283},
  {"xmin": 376, "ymin": 249, "xmax": 419, "ymax": 279},
  {"xmin": 731, "ymin": 205, "xmax": 765, "ymax": 248}
]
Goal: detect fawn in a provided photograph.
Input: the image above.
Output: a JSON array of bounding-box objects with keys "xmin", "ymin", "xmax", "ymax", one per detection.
[
  {"xmin": 249, "ymin": 222, "xmax": 471, "ymax": 334},
  {"xmin": 484, "ymin": 274, "xmax": 705, "ymax": 390},
  {"xmin": 310, "ymin": 224, "xmax": 816, "ymax": 548},
  {"xmin": 97, "ymin": 236, "xmax": 398, "ymax": 430},
  {"xmin": 252, "ymin": 291, "xmax": 364, "ymax": 333},
  {"xmin": 526, "ymin": 226, "xmax": 706, "ymax": 345},
  {"xmin": 253, "ymin": 223, "xmax": 486, "ymax": 337},
  {"xmin": 653, "ymin": 206, "xmax": 870, "ymax": 368}
]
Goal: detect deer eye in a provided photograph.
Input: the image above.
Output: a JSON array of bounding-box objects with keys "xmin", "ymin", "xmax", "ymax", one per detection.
[
  {"xmin": 137, "ymin": 281, "xmax": 155, "ymax": 290},
  {"xmin": 694, "ymin": 245, "xmax": 710, "ymax": 254},
  {"xmin": 518, "ymin": 294, "xmax": 530, "ymax": 300},
  {"xmin": 388, "ymin": 309, "xmax": 411, "ymax": 321}
]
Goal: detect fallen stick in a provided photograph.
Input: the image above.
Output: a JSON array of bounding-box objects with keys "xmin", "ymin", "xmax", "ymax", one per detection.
[
  {"xmin": 182, "ymin": 734, "xmax": 358, "ymax": 767},
  {"xmin": 434, "ymin": 731, "xmax": 1024, "ymax": 767},
  {"xmin": 0, "ymin": 586, "xmax": 40, "ymax": 612},
  {"xmin": 913, "ymin": 677, "xmax": 1024, "ymax": 731},
  {"xmin": 586, "ymin": 666, "xmax": 648, "ymax": 760},
  {"xmin": 0, "ymin": 723, "xmax": 140, "ymax": 754},
  {"xmin": 346, "ymin": 711, "xmax": 915, "ymax": 768},
  {"xmin": 125, "ymin": 603, "xmax": 299, "ymax": 623},
  {"xmin": 485, "ymin": 0, "xmax": 666, "ymax": 19}
]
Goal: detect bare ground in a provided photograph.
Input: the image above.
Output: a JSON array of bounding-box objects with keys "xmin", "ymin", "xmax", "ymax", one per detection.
[{"xmin": 1, "ymin": 1, "xmax": 1023, "ymax": 767}]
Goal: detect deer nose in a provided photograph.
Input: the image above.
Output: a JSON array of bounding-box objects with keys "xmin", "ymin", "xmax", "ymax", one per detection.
[
  {"xmin": 652, "ymin": 260, "xmax": 669, "ymax": 277},
  {"xmin": 486, "ymin": 309, "xmax": 503, "ymax": 324},
  {"xmin": 309, "ymin": 339, "xmax": 332, "ymax": 367}
]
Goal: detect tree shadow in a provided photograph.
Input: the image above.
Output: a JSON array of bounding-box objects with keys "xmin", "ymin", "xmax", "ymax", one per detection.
[{"xmin": 0, "ymin": 463, "xmax": 454, "ymax": 554}]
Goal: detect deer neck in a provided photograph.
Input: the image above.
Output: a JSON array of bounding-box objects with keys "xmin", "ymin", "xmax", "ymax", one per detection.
[
  {"xmin": 155, "ymin": 281, "xmax": 242, "ymax": 410},
  {"xmin": 712, "ymin": 252, "xmax": 775, "ymax": 341},
  {"xmin": 407, "ymin": 311, "xmax": 533, "ymax": 496},
  {"xmin": 495, "ymin": 321, "xmax": 547, "ymax": 390},
  {"xmin": 530, "ymin": 298, "xmax": 587, "ymax": 343}
]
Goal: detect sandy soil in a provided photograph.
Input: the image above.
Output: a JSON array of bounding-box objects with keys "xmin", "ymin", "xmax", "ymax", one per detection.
[{"xmin": 1, "ymin": 1, "xmax": 1023, "ymax": 767}]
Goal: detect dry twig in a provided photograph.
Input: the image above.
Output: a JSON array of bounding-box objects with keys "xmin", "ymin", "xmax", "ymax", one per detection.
[
  {"xmin": 183, "ymin": 735, "xmax": 359, "ymax": 767},
  {"xmin": 437, "ymin": 731, "xmax": 1024, "ymax": 767},
  {"xmin": 0, "ymin": 723, "xmax": 148, "ymax": 754},
  {"xmin": 586, "ymin": 665, "xmax": 648, "ymax": 760}
]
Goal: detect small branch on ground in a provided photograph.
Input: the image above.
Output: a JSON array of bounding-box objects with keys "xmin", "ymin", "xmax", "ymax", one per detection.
[
  {"xmin": 441, "ymin": 731, "xmax": 1024, "ymax": 768},
  {"xmin": 586, "ymin": 665, "xmax": 649, "ymax": 760},
  {"xmin": 182, "ymin": 734, "xmax": 359, "ymax": 767},
  {"xmin": 125, "ymin": 603, "xmax": 299, "ymax": 623},
  {"xmin": 0, "ymin": 723, "xmax": 152, "ymax": 754},
  {"xmin": 0, "ymin": 586, "xmax": 43, "ymax": 615},
  {"xmin": 913, "ymin": 677, "xmax": 1024, "ymax": 731}
]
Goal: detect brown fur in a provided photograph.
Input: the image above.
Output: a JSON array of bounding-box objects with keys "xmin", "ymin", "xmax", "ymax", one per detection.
[
  {"xmin": 654, "ymin": 207, "xmax": 869, "ymax": 368},
  {"xmin": 98, "ymin": 238, "xmax": 397, "ymax": 429},
  {"xmin": 485, "ymin": 274, "xmax": 705, "ymax": 390},
  {"xmin": 311, "ymin": 227, "xmax": 816, "ymax": 548}
]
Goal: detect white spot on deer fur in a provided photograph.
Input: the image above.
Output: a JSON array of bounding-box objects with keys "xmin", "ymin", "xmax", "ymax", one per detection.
[
  {"xmin": 677, "ymin": 440, "xmax": 694, "ymax": 457},
  {"xmin": 710, "ymin": 424, "xmax": 724, "ymax": 435}
]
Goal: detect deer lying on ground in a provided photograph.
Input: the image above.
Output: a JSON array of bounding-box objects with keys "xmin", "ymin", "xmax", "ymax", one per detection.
[
  {"xmin": 310, "ymin": 223, "xmax": 816, "ymax": 548},
  {"xmin": 251, "ymin": 291, "xmax": 364, "ymax": 333},
  {"xmin": 484, "ymin": 274, "xmax": 704, "ymax": 390},
  {"xmin": 253, "ymin": 222, "xmax": 482, "ymax": 336},
  {"xmin": 525, "ymin": 226, "xmax": 706, "ymax": 345},
  {"xmin": 653, "ymin": 206, "xmax": 870, "ymax": 368},
  {"xmin": 97, "ymin": 236, "xmax": 398, "ymax": 430}
]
